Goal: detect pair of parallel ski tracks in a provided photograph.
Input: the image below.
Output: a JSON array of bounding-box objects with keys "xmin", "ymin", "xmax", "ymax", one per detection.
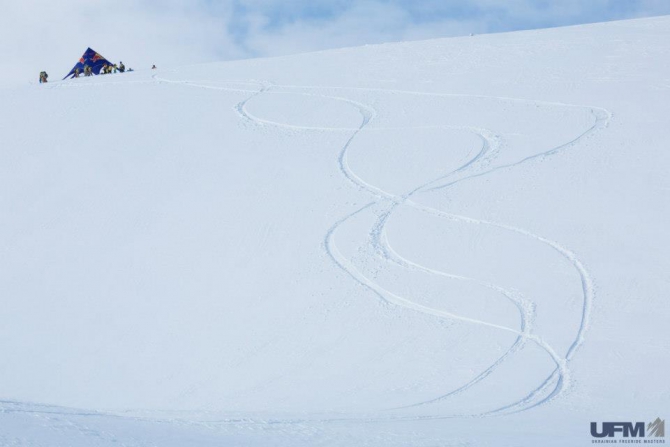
[{"xmin": 16, "ymin": 75, "xmax": 609, "ymax": 425}]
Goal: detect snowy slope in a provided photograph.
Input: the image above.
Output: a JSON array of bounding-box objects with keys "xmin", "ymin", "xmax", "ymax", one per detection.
[{"xmin": 1, "ymin": 16, "xmax": 669, "ymax": 446}]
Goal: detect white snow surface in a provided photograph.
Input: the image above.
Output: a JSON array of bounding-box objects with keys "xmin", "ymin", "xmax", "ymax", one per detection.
[{"xmin": 1, "ymin": 16, "xmax": 669, "ymax": 446}]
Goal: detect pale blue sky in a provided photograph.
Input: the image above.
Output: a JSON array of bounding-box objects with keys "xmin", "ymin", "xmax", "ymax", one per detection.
[
  {"xmin": 1, "ymin": 0, "xmax": 669, "ymax": 84},
  {"xmin": 201, "ymin": 0, "xmax": 670, "ymax": 58}
]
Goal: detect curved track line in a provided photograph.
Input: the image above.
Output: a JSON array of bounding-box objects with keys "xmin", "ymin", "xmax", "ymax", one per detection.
[
  {"xmin": 326, "ymin": 208, "xmax": 566, "ymax": 418},
  {"xmin": 301, "ymin": 87, "xmax": 572, "ymax": 414},
  {"xmin": 355, "ymin": 106, "xmax": 606, "ymax": 413},
  {"xmin": 424, "ymin": 107, "xmax": 611, "ymax": 192},
  {"xmin": 317, "ymin": 92, "xmax": 605, "ymax": 413},
  {"xmin": 376, "ymin": 230, "xmax": 531, "ymax": 411},
  {"xmin": 152, "ymin": 76, "xmax": 608, "ymax": 417},
  {"xmin": 360, "ymin": 130, "xmax": 540, "ymax": 412}
]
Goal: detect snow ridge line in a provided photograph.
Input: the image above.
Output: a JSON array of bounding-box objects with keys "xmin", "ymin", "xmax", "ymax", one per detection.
[{"xmin": 152, "ymin": 75, "xmax": 608, "ymax": 418}]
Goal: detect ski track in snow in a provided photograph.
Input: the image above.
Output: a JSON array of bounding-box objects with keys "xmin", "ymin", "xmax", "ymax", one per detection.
[
  {"xmin": 154, "ymin": 74, "xmax": 610, "ymax": 419},
  {"xmin": 18, "ymin": 75, "xmax": 610, "ymax": 426}
]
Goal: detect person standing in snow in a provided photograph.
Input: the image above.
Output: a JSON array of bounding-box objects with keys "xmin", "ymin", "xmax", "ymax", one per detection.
[
  {"xmin": 118, "ymin": 62, "xmax": 125, "ymax": 73},
  {"xmin": 84, "ymin": 65, "xmax": 92, "ymax": 76},
  {"xmin": 74, "ymin": 67, "xmax": 81, "ymax": 78},
  {"xmin": 39, "ymin": 71, "xmax": 48, "ymax": 83}
]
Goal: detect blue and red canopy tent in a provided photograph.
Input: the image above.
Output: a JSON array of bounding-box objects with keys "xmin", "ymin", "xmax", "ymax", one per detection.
[{"xmin": 63, "ymin": 48, "xmax": 115, "ymax": 79}]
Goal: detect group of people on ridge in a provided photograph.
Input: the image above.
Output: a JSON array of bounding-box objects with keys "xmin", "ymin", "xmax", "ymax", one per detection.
[
  {"xmin": 39, "ymin": 62, "xmax": 154, "ymax": 83},
  {"xmin": 72, "ymin": 66, "xmax": 92, "ymax": 78},
  {"xmin": 102, "ymin": 61, "xmax": 126, "ymax": 74},
  {"xmin": 71, "ymin": 61, "xmax": 129, "ymax": 78}
]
